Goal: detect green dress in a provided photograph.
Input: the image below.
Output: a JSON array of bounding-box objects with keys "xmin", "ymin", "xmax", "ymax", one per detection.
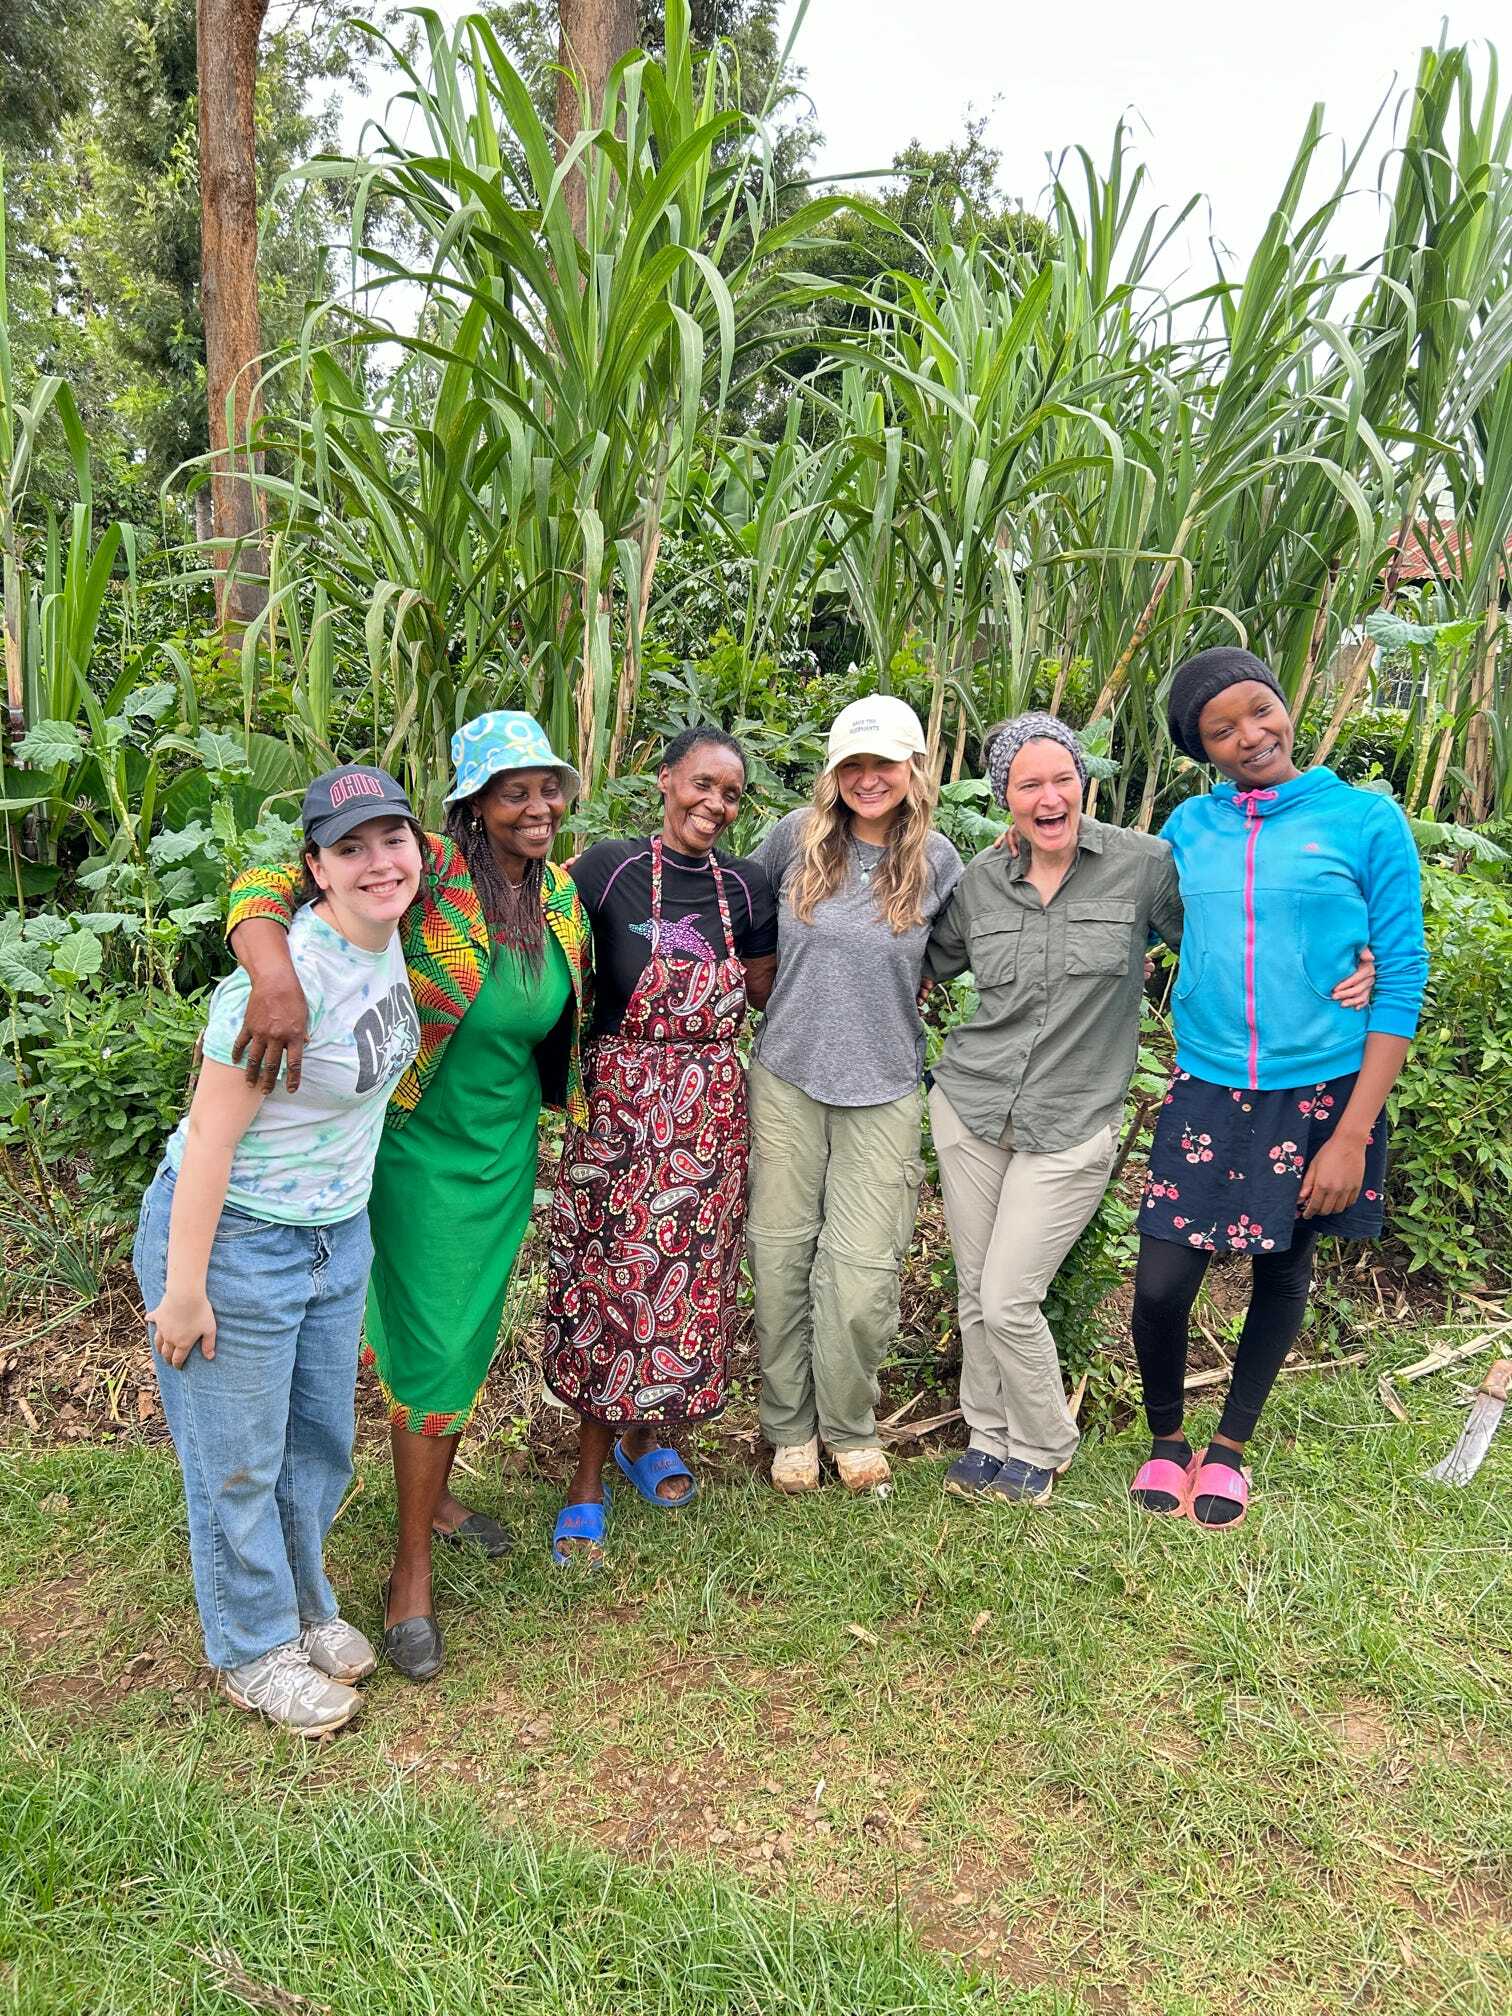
[{"xmin": 364, "ymin": 935, "xmax": 572, "ymax": 1434}]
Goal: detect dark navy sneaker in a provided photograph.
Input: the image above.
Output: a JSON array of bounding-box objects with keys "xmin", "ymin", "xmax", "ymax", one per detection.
[
  {"xmin": 944, "ymin": 1449, "xmax": 1004, "ymax": 1500},
  {"xmin": 982, "ymin": 1457, "xmax": 1056, "ymax": 1507}
]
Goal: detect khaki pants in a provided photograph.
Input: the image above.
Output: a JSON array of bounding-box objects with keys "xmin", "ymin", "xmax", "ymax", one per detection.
[
  {"xmin": 929, "ymin": 1083, "xmax": 1114, "ymax": 1470},
  {"xmin": 747, "ymin": 1059, "xmax": 924, "ymax": 1451}
]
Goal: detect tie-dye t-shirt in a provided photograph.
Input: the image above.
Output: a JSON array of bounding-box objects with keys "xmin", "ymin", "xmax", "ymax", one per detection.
[{"xmin": 167, "ymin": 905, "xmax": 420, "ymax": 1225}]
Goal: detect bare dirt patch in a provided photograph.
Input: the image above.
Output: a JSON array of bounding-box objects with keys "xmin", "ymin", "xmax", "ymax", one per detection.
[
  {"xmin": 0, "ymin": 1568, "xmax": 206, "ymax": 1716},
  {"xmin": 1336, "ymin": 1698, "xmax": 1395, "ymax": 1761},
  {"xmin": 1, "ymin": 1159, "xmax": 1447, "ymax": 1479}
]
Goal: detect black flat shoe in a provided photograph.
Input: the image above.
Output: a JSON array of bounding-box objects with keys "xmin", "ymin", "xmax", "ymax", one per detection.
[
  {"xmin": 431, "ymin": 1509, "xmax": 514, "ymax": 1559},
  {"xmin": 380, "ymin": 1581, "xmax": 445, "ymax": 1683}
]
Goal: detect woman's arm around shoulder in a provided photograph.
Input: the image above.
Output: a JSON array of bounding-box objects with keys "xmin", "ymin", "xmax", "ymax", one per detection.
[
  {"xmin": 923, "ymin": 848, "xmax": 989, "ymax": 983},
  {"xmin": 543, "ymin": 858, "xmax": 592, "ymax": 953},
  {"xmin": 225, "ymin": 857, "xmax": 307, "ymax": 1092},
  {"xmin": 732, "ymin": 853, "xmax": 780, "ymax": 1009},
  {"xmin": 1145, "ymin": 836, "xmax": 1183, "ymax": 950}
]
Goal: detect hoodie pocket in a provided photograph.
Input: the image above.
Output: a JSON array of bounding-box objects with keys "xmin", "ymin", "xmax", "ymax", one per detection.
[
  {"xmin": 1242, "ymin": 887, "xmax": 1360, "ymax": 1065},
  {"xmin": 1293, "ymin": 889, "xmax": 1369, "ymax": 1001}
]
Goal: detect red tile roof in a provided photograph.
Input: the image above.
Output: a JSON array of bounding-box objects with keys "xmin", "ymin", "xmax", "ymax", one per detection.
[{"xmin": 1386, "ymin": 522, "xmax": 1512, "ymax": 581}]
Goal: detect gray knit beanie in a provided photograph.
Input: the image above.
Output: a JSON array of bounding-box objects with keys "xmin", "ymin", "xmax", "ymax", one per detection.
[
  {"xmin": 1166, "ymin": 647, "xmax": 1287, "ymax": 762},
  {"xmin": 985, "ymin": 712, "xmax": 1088, "ymax": 809}
]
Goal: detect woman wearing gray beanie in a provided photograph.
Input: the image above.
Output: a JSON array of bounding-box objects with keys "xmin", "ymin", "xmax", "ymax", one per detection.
[{"xmin": 923, "ymin": 713, "xmax": 1185, "ymax": 1506}]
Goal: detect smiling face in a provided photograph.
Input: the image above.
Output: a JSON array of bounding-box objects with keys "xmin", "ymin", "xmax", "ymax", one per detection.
[
  {"xmin": 470, "ymin": 766, "xmax": 567, "ymax": 873},
  {"xmin": 306, "ymin": 816, "xmax": 423, "ymax": 942},
  {"xmin": 1196, "ymin": 679, "xmax": 1298, "ymax": 788},
  {"xmin": 833, "ymin": 752, "xmax": 912, "ymax": 835},
  {"xmin": 1005, "ymin": 739, "xmax": 1083, "ymax": 859},
  {"xmin": 658, "ymin": 741, "xmax": 746, "ymax": 855}
]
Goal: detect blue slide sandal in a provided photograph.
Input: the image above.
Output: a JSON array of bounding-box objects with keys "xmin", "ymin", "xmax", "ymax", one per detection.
[
  {"xmin": 613, "ymin": 1440, "xmax": 698, "ymax": 1509},
  {"xmin": 551, "ymin": 1489, "xmax": 609, "ymax": 1566}
]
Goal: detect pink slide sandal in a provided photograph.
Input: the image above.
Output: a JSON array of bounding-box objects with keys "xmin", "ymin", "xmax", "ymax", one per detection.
[
  {"xmin": 1129, "ymin": 1447, "xmax": 1199, "ymax": 1516},
  {"xmin": 1187, "ymin": 1456, "xmax": 1250, "ymax": 1531}
]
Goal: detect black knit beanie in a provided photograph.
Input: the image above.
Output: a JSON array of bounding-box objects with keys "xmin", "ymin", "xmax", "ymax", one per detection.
[{"xmin": 1166, "ymin": 647, "xmax": 1287, "ymax": 762}]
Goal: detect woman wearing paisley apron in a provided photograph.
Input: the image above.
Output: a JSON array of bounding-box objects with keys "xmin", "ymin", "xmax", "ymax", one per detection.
[{"xmin": 545, "ymin": 729, "xmax": 778, "ymax": 1562}]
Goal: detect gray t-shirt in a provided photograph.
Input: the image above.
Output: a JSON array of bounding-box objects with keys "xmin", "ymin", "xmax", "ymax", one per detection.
[{"xmin": 749, "ymin": 809, "xmax": 964, "ymax": 1107}]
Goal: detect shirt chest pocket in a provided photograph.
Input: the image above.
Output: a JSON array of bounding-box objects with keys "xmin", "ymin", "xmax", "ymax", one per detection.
[
  {"xmin": 969, "ymin": 917, "xmax": 1023, "ymax": 988},
  {"xmin": 1064, "ymin": 899, "xmax": 1137, "ymax": 978}
]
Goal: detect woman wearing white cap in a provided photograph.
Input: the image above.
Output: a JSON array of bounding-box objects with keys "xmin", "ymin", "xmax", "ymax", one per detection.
[{"xmin": 746, "ymin": 696, "xmax": 964, "ymax": 1493}]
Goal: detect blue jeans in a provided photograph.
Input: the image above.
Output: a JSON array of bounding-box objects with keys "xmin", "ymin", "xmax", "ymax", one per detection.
[{"xmin": 133, "ymin": 1162, "xmax": 374, "ymax": 1671}]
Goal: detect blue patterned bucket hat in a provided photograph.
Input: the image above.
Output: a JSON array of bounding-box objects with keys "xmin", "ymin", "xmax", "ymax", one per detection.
[{"xmin": 444, "ymin": 710, "xmax": 582, "ymax": 805}]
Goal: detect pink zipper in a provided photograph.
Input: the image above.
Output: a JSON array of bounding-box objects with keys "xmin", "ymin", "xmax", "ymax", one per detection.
[{"xmin": 1234, "ymin": 789, "xmax": 1277, "ymax": 1087}]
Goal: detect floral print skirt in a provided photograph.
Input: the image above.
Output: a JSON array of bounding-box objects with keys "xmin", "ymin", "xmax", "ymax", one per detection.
[{"xmin": 1139, "ymin": 1067, "xmax": 1388, "ymax": 1254}]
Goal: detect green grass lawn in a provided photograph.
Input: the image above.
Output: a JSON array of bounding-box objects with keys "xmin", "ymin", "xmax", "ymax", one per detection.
[{"xmin": 1, "ymin": 1354, "xmax": 1508, "ymax": 2014}]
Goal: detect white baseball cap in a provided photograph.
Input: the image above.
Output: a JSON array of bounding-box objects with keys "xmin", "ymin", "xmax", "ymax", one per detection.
[{"xmin": 824, "ymin": 694, "xmax": 928, "ymax": 772}]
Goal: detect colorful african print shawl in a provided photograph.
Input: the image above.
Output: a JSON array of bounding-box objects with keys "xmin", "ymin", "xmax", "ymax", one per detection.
[{"xmin": 226, "ymin": 835, "xmax": 590, "ymax": 1128}]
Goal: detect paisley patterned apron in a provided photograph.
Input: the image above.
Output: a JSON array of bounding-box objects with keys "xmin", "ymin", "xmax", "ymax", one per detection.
[{"xmin": 544, "ymin": 838, "xmax": 749, "ymax": 1422}]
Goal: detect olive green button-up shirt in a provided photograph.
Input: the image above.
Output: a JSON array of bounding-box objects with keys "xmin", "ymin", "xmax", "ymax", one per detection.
[{"xmin": 925, "ymin": 817, "xmax": 1183, "ymax": 1152}]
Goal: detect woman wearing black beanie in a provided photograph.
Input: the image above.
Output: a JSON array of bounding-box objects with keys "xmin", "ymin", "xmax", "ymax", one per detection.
[{"xmin": 1127, "ymin": 648, "xmax": 1427, "ymax": 1528}]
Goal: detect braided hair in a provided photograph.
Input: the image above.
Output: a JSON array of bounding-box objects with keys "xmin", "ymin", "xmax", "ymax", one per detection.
[{"xmin": 443, "ymin": 791, "xmax": 546, "ymax": 969}]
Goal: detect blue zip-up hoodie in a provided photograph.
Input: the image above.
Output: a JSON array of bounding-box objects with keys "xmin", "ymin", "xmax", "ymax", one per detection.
[{"xmin": 1159, "ymin": 767, "xmax": 1427, "ymax": 1091}]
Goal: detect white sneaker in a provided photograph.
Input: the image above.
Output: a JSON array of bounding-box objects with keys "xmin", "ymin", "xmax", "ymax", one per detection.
[
  {"xmin": 221, "ymin": 1643, "xmax": 363, "ymax": 1735},
  {"xmin": 771, "ymin": 1436, "xmax": 820, "ymax": 1494},
  {"xmin": 299, "ymin": 1616, "xmax": 378, "ymax": 1684}
]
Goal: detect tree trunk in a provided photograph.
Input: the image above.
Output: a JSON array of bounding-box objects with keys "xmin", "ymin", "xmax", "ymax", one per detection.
[
  {"xmin": 197, "ymin": 0, "xmax": 270, "ymax": 629},
  {"xmin": 555, "ymin": 0, "xmax": 637, "ymax": 242}
]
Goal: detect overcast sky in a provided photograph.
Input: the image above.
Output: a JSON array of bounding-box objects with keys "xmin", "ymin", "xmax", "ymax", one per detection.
[{"xmin": 778, "ymin": 0, "xmax": 1505, "ymax": 276}]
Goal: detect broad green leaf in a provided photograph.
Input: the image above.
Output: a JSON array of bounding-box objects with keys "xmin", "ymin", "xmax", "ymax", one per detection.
[
  {"xmin": 148, "ymin": 822, "xmax": 214, "ymax": 867},
  {"xmin": 13, "ymin": 720, "xmax": 85, "ymax": 768},
  {"xmin": 49, "ymin": 929, "xmax": 104, "ymax": 983},
  {"xmin": 196, "ymin": 730, "xmax": 251, "ymax": 774},
  {"xmin": 0, "ymin": 947, "xmax": 49, "ymax": 996},
  {"xmin": 167, "ymin": 902, "xmax": 223, "ymax": 931}
]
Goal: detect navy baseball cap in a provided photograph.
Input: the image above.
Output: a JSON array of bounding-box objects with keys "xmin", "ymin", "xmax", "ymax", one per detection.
[{"xmin": 301, "ymin": 765, "xmax": 417, "ymax": 847}]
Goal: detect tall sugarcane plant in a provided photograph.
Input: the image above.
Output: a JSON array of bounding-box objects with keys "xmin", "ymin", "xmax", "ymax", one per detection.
[
  {"xmin": 0, "ymin": 168, "xmax": 141, "ymax": 863},
  {"xmin": 212, "ymin": 20, "xmax": 1510, "ymax": 828},
  {"xmin": 797, "ymin": 43, "xmax": 1510, "ymax": 826},
  {"xmin": 244, "ymin": 0, "xmax": 850, "ymax": 815}
]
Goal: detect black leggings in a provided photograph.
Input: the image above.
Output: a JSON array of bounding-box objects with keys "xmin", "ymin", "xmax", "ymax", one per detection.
[{"xmin": 1130, "ymin": 1230, "xmax": 1320, "ymax": 1445}]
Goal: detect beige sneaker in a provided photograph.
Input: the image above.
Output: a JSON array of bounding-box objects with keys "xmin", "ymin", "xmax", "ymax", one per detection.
[
  {"xmin": 770, "ymin": 1436, "xmax": 820, "ymax": 1494},
  {"xmin": 299, "ymin": 1615, "xmax": 377, "ymax": 1684},
  {"xmin": 221, "ymin": 1643, "xmax": 363, "ymax": 1736},
  {"xmin": 833, "ymin": 1446, "xmax": 892, "ymax": 1494}
]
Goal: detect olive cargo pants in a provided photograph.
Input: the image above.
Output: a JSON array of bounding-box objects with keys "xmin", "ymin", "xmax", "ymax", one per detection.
[{"xmin": 747, "ymin": 1059, "xmax": 924, "ymax": 1452}]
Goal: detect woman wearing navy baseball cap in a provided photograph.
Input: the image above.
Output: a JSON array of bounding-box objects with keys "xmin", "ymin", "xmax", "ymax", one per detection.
[
  {"xmin": 134, "ymin": 766, "xmax": 424, "ymax": 1733},
  {"xmin": 224, "ymin": 715, "xmax": 590, "ymax": 1679}
]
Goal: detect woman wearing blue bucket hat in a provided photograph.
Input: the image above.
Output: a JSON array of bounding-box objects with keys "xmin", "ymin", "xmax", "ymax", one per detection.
[{"xmin": 224, "ymin": 711, "xmax": 590, "ymax": 1680}]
